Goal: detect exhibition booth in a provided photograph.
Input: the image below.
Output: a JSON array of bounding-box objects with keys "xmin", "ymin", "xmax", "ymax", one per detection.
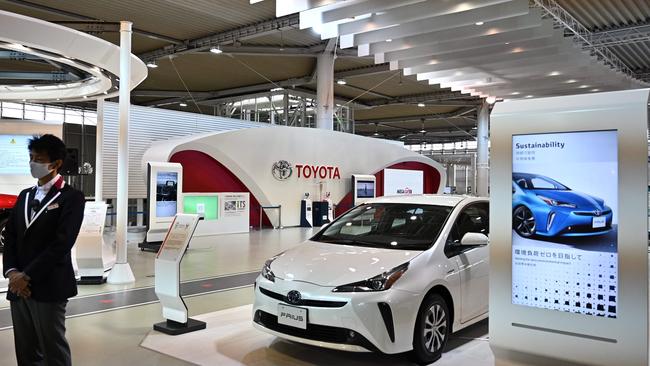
[{"xmin": 142, "ymin": 126, "xmax": 446, "ymax": 231}]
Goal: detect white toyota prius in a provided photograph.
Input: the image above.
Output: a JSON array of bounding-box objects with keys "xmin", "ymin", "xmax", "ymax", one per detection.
[{"xmin": 252, "ymin": 195, "xmax": 489, "ymax": 364}]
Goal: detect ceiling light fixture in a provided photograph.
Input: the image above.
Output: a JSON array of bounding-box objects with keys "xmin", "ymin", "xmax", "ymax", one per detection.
[
  {"xmin": 210, "ymin": 46, "xmax": 223, "ymax": 54},
  {"xmin": 386, "ymin": 38, "xmax": 392, "ymax": 42},
  {"xmin": 179, "ymin": 102, "xmax": 188, "ymax": 107},
  {"xmin": 525, "ymin": 95, "xmax": 534, "ymax": 98},
  {"xmin": 486, "ymin": 96, "xmax": 497, "ymax": 104},
  {"xmin": 566, "ymin": 79, "xmax": 577, "ymax": 83},
  {"xmin": 511, "ymin": 91, "xmax": 520, "ymax": 95},
  {"xmin": 548, "ymin": 71, "xmax": 561, "ymax": 76},
  {"xmin": 578, "ymin": 85, "xmax": 589, "ymax": 88},
  {"xmin": 417, "ymin": 102, "xmax": 425, "ymax": 107},
  {"xmin": 337, "ymin": 79, "xmax": 347, "ymax": 85},
  {"xmin": 591, "ymin": 88, "xmax": 600, "ymax": 92},
  {"xmin": 146, "ymin": 60, "xmax": 158, "ymax": 68},
  {"xmin": 475, "ymin": 21, "xmax": 484, "ymax": 26}
]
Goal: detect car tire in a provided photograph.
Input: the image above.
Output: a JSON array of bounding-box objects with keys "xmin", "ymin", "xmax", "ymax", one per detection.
[
  {"xmin": 0, "ymin": 217, "xmax": 7, "ymax": 253},
  {"xmin": 513, "ymin": 206, "xmax": 536, "ymax": 238},
  {"xmin": 410, "ymin": 294, "xmax": 450, "ymax": 365}
]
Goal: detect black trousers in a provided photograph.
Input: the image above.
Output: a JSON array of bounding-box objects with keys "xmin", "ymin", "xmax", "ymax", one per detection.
[{"xmin": 10, "ymin": 298, "xmax": 71, "ymax": 366}]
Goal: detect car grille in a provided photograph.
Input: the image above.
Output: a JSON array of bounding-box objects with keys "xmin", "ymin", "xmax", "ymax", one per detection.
[
  {"xmin": 259, "ymin": 287, "xmax": 347, "ymax": 308},
  {"xmin": 573, "ymin": 210, "xmax": 612, "ymax": 216},
  {"xmin": 253, "ymin": 310, "xmax": 378, "ymax": 352}
]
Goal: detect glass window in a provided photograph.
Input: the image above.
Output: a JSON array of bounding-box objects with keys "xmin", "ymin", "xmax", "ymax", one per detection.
[
  {"xmin": 1, "ymin": 102, "xmax": 24, "ymax": 119},
  {"xmin": 313, "ymin": 203, "xmax": 453, "ymax": 250},
  {"xmin": 446, "ymin": 202, "xmax": 489, "ymax": 249}
]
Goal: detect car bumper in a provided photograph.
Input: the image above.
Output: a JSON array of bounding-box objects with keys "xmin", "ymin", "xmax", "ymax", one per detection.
[
  {"xmin": 252, "ymin": 276, "xmax": 421, "ymax": 354},
  {"xmin": 534, "ymin": 208, "xmax": 613, "ymax": 237}
]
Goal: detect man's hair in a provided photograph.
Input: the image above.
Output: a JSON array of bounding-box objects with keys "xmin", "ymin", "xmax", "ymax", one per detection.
[{"xmin": 28, "ymin": 134, "xmax": 67, "ymax": 162}]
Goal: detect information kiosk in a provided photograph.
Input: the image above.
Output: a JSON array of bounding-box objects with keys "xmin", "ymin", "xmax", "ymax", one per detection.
[
  {"xmin": 153, "ymin": 213, "xmax": 205, "ymax": 335},
  {"xmin": 489, "ymin": 90, "xmax": 649, "ymax": 366},
  {"xmin": 76, "ymin": 201, "xmax": 109, "ymax": 284},
  {"xmin": 140, "ymin": 162, "xmax": 183, "ymax": 251}
]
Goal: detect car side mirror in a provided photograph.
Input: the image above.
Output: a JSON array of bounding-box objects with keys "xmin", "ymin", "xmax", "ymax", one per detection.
[{"xmin": 460, "ymin": 232, "xmax": 489, "ymax": 246}]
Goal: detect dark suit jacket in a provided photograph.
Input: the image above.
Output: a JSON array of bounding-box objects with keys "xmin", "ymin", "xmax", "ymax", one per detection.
[{"xmin": 2, "ymin": 182, "xmax": 85, "ymax": 302}]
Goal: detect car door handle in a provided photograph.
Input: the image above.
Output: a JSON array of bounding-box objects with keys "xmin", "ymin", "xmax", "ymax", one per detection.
[{"xmin": 447, "ymin": 269, "xmax": 456, "ymax": 274}]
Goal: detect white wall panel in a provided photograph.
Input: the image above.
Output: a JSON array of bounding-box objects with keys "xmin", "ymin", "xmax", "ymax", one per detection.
[{"xmin": 102, "ymin": 102, "xmax": 269, "ymax": 199}]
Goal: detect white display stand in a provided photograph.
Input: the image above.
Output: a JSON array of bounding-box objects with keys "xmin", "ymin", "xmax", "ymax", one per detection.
[
  {"xmin": 490, "ymin": 90, "xmax": 649, "ymax": 366},
  {"xmin": 140, "ymin": 162, "xmax": 183, "ymax": 252},
  {"xmin": 153, "ymin": 213, "xmax": 205, "ymax": 335},
  {"xmin": 75, "ymin": 201, "xmax": 109, "ymax": 284}
]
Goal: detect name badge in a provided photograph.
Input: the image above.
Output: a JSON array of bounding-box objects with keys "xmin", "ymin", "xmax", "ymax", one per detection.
[{"xmin": 47, "ymin": 203, "xmax": 59, "ymax": 211}]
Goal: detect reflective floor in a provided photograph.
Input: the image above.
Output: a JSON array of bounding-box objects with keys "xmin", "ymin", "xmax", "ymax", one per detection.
[{"xmin": 0, "ymin": 226, "xmax": 492, "ymax": 365}]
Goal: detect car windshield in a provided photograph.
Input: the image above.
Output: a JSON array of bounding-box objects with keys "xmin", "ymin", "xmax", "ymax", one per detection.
[
  {"xmin": 514, "ymin": 175, "xmax": 569, "ymax": 190},
  {"xmin": 312, "ymin": 203, "xmax": 453, "ymax": 250}
]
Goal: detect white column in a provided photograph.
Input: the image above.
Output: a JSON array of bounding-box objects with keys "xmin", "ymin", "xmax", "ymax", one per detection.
[
  {"xmin": 316, "ymin": 50, "xmax": 335, "ymax": 130},
  {"xmin": 476, "ymin": 100, "xmax": 490, "ymax": 197},
  {"xmin": 107, "ymin": 21, "xmax": 135, "ymax": 285},
  {"xmin": 95, "ymin": 98, "xmax": 104, "ymax": 202}
]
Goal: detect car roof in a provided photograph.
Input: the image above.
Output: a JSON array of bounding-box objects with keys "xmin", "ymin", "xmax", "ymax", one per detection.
[{"xmin": 363, "ymin": 194, "xmax": 486, "ymax": 207}]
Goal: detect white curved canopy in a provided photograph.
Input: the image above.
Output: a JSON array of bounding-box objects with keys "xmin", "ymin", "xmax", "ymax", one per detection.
[{"xmin": 0, "ymin": 10, "xmax": 147, "ymax": 102}]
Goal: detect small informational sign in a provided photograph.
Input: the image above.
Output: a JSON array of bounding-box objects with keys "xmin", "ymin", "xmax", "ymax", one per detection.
[
  {"xmin": 79, "ymin": 202, "xmax": 108, "ymax": 236},
  {"xmin": 156, "ymin": 214, "xmax": 199, "ymax": 262},
  {"xmin": 221, "ymin": 193, "xmax": 248, "ymax": 218}
]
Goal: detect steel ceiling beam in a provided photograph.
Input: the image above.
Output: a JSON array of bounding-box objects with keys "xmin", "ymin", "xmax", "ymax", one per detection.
[
  {"xmin": 0, "ymin": 71, "xmax": 78, "ymax": 81},
  {"xmin": 3, "ymin": 0, "xmax": 183, "ymax": 45},
  {"xmin": 354, "ymin": 107, "xmax": 477, "ymax": 124},
  {"xmin": 531, "ymin": 0, "xmax": 644, "ymax": 84},
  {"xmin": 137, "ymin": 14, "xmax": 301, "ymax": 62},
  {"xmin": 584, "ymin": 23, "xmax": 650, "ymax": 48}
]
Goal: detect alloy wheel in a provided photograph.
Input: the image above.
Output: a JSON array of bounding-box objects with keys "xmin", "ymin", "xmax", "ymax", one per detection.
[
  {"xmin": 423, "ymin": 303, "xmax": 447, "ymax": 353},
  {"xmin": 513, "ymin": 206, "xmax": 536, "ymax": 237}
]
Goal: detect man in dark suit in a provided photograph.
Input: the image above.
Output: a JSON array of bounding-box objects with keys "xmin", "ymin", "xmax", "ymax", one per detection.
[{"xmin": 2, "ymin": 134, "xmax": 85, "ymax": 366}]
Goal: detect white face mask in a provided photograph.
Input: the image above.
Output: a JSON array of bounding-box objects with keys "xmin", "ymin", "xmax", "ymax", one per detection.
[{"xmin": 30, "ymin": 161, "xmax": 53, "ymax": 179}]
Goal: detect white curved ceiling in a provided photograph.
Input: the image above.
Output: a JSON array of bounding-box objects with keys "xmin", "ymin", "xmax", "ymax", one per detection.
[
  {"xmin": 0, "ymin": 10, "xmax": 147, "ymax": 102},
  {"xmin": 254, "ymin": 0, "xmax": 645, "ymax": 100}
]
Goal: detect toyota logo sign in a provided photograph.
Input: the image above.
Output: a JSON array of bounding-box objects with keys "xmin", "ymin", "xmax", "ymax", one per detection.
[
  {"xmin": 286, "ymin": 290, "xmax": 302, "ymax": 305},
  {"xmin": 272, "ymin": 160, "xmax": 293, "ymax": 181}
]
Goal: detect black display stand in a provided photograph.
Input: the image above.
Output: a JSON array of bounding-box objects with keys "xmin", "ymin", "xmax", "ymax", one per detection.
[
  {"xmin": 77, "ymin": 276, "xmax": 106, "ymax": 285},
  {"xmin": 312, "ymin": 201, "xmax": 330, "ymax": 227},
  {"xmin": 138, "ymin": 240, "xmax": 162, "ymax": 252},
  {"xmin": 153, "ymin": 318, "xmax": 206, "ymax": 335}
]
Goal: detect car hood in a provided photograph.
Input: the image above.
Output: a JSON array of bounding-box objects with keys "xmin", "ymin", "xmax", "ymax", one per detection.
[
  {"xmin": 529, "ymin": 189, "xmax": 606, "ymax": 209},
  {"xmin": 270, "ymin": 240, "xmax": 423, "ymax": 287}
]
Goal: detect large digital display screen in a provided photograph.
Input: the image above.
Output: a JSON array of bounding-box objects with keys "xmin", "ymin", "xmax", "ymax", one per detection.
[
  {"xmin": 512, "ymin": 130, "xmax": 618, "ymax": 318},
  {"xmin": 0, "ymin": 135, "xmax": 31, "ymax": 175},
  {"xmin": 156, "ymin": 171, "xmax": 178, "ymax": 218},
  {"xmin": 384, "ymin": 168, "xmax": 423, "ymax": 196},
  {"xmin": 183, "ymin": 195, "xmax": 218, "ymax": 220},
  {"xmin": 356, "ymin": 180, "xmax": 375, "ymax": 198}
]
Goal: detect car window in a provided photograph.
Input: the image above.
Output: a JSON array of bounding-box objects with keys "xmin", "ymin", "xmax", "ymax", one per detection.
[
  {"xmin": 445, "ymin": 202, "xmax": 489, "ymax": 257},
  {"xmin": 531, "ymin": 177, "xmax": 556, "ymax": 189},
  {"xmin": 313, "ymin": 203, "xmax": 453, "ymax": 250}
]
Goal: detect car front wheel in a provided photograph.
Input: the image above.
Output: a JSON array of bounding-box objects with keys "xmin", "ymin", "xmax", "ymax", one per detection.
[
  {"xmin": 513, "ymin": 206, "xmax": 536, "ymax": 238},
  {"xmin": 410, "ymin": 294, "xmax": 450, "ymax": 365}
]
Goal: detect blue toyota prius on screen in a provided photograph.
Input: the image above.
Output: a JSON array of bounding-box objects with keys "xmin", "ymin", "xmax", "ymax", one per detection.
[{"xmin": 512, "ymin": 172, "xmax": 613, "ymax": 238}]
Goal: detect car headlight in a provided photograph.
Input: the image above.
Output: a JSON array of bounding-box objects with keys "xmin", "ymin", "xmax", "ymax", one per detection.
[
  {"xmin": 332, "ymin": 262, "xmax": 409, "ymax": 293},
  {"xmin": 261, "ymin": 253, "xmax": 282, "ymax": 282},
  {"xmin": 537, "ymin": 195, "xmax": 576, "ymax": 208}
]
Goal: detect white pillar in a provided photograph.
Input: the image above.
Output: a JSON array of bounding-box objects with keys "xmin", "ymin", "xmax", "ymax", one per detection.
[
  {"xmin": 95, "ymin": 98, "xmax": 104, "ymax": 202},
  {"xmin": 108, "ymin": 21, "xmax": 135, "ymax": 285},
  {"xmin": 476, "ymin": 100, "xmax": 490, "ymax": 197},
  {"xmin": 316, "ymin": 51, "xmax": 335, "ymax": 130}
]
